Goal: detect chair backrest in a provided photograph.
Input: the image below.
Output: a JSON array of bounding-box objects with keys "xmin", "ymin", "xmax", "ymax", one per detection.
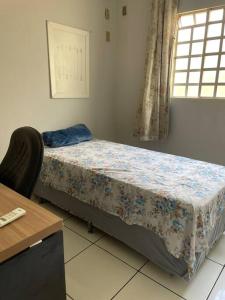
[{"xmin": 0, "ymin": 127, "xmax": 44, "ymax": 198}]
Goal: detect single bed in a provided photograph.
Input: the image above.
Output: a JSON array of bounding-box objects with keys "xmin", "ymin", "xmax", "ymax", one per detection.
[{"xmin": 34, "ymin": 139, "xmax": 225, "ymax": 280}]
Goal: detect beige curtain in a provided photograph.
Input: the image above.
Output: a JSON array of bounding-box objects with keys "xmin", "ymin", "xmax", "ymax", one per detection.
[{"xmin": 135, "ymin": 0, "xmax": 179, "ymax": 141}]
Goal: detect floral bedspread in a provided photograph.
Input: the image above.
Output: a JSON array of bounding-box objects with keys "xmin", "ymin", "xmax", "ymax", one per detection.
[{"xmin": 40, "ymin": 139, "xmax": 225, "ymax": 277}]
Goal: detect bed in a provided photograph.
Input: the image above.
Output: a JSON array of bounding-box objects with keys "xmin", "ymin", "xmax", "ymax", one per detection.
[{"xmin": 34, "ymin": 139, "xmax": 225, "ymax": 280}]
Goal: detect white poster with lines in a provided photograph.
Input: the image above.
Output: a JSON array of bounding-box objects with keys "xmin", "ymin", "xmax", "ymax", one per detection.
[{"xmin": 47, "ymin": 22, "xmax": 89, "ymax": 98}]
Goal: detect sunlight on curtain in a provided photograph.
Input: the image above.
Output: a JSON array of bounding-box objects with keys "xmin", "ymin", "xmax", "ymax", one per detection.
[{"xmin": 134, "ymin": 0, "xmax": 179, "ymax": 141}]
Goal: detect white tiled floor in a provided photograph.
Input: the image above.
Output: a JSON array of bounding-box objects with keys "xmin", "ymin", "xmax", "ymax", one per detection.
[
  {"xmin": 96, "ymin": 235, "xmax": 148, "ymax": 270},
  {"xmin": 37, "ymin": 200, "xmax": 225, "ymax": 300},
  {"xmin": 64, "ymin": 216, "xmax": 103, "ymax": 243},
  {"xmin": 113, "ymin": 273, "xmax": 182, "ymax": 300},
  {"xmin": 63, "ymin": 227, "xmax": 91, "ymax": 263},
  {"xmin": 141, "ymin": 259, "xmax": 222, "ymax": 300},
  {"xmin": 66, "ymin": 245, "xmax": 136, "ymax": 300},
  {"xmin": 207, "ymin": 234, "xmax": 225, "ymax": 265},
  {"xmin": 208, "ymin": 268, "xmax": 225, "ymax": 300}
]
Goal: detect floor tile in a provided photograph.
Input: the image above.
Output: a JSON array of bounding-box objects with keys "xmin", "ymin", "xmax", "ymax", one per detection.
[
  {"xmin": 63, "ymin": 227, "xmax": 91, "ymax": 263},
  {"xmin": 41, "ymin": 201, "xmax": 71, "ymax": 220},
  {"xmin": 141, "ymin": 259, "xmax": 222, "ymax": 300},
  {"xmin": 208, "ymin": 234, "xmax": 225, "ymax": 265},
  {"xmin": 64, "ymin": 216, "xmax": 103, "ymax": 242},
  {"xmin": 65, "ymin": 244, "xmax": 136, "ymax": 300},
  {"xmin": 208, "ymin": 267, "xmax": 225, "ymax": 300},
  {"xmin": 96, "ymin": 235, "xmax": 148, "ymax": 270},
  {"xmin": 114, "ymin": 273, "xmax": 182, "ymax": 300}
]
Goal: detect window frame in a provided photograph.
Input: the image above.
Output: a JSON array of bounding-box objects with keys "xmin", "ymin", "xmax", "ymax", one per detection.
[{"xmin": 171, "ymin": 6, "xmax": 225, "ymax": 99}]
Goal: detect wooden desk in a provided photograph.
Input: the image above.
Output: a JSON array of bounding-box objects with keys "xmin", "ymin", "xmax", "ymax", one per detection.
[
  {"xmin": 0, "ymin": 184, "xmax": 63, "ymax": 262},
  {"xmin": 0, "ymin": 184, "xmax": 66, "ymax": 300}
]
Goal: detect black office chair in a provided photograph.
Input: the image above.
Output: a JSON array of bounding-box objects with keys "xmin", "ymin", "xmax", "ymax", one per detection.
[{"xmin": 0, "ymin": 127, "xmax": 44, "ymax": 198}]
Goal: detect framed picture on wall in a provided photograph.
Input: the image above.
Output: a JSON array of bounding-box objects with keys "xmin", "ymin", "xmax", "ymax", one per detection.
[{"xmin": 47, "ymin": 21, "xmax": 90, "ymax": 99}]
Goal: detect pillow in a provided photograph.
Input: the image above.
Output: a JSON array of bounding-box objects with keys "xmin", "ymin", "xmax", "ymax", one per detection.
[{"xmin": 42, "ymin": 124, "xmax": 92, "ymax": 148}]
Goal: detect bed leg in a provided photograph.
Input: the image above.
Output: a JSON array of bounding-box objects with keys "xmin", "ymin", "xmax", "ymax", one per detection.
[{"xmin": 88, "ymin": 221, "xmax": 94, "ymax": 234}]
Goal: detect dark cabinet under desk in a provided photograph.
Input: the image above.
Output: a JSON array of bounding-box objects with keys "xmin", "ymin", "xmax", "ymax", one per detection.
[
  {"xmin": 0, "ymin": 231, "xmax": 66, "ymax": 300},
  {"xmin": 0, "ymin": 184, "xmax": 66, "ymax": 300}
]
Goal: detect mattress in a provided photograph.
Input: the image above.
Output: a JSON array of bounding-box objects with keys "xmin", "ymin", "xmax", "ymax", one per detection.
[{"xmin": 39, "ymin": 139, "xmax": 225, "ymax": 279}]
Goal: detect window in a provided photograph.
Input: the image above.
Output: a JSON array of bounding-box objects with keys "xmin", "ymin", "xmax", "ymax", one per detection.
[{"xmin": 172, "ymin": 6, "xmax": 225, "ymax": 98}]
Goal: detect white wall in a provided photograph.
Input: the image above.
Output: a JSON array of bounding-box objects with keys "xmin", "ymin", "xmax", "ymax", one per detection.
[
  {"xmin": 2, "ymin": 0, "xmax": 225, "ymax": 165},
  {"xmin": 114, "ymin": 0, "xmax": 225, "ymax": 165},
  {"xmin": 114, "ymin": 0, "xmax": 149, "ymax": 143},
  {"xmin": 0, "ymin": 0, "xmax": 117, "ymax": 160},
  {"xmin": 179, "ymin": 0, "xmax": 225, "ymax": 12}
]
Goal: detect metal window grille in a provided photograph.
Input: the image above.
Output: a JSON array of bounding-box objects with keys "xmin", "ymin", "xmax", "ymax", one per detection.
[{"xmin": 172, "ymin": 6, "xmax": 225, "ymax": 98}]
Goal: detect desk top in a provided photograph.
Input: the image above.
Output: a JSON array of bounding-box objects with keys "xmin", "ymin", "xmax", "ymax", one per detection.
[{"xmin": 0, "ymin": 184, "xmax": 63, "ymax": 263}]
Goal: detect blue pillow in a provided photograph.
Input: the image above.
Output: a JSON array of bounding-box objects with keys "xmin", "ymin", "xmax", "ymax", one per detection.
[{"xmin": 42, "ymin": 124, "xmax": 92, "ymax": 147}]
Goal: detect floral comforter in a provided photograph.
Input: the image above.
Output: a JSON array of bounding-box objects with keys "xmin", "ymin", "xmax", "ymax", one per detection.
[{"xmin": 40, "ymin": 139, "xmax": 225, "ymax": 278}]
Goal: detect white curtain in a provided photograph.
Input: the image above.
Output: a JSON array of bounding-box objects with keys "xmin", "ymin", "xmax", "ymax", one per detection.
[{"xmin": 135, "ymin": 0, "xmax": 179, "ymax": 141}]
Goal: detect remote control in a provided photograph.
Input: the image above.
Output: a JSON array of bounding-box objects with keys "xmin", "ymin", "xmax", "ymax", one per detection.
[{"xmin": 0, "ymin": 208, "xmax": 26, "ymax": 228}]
